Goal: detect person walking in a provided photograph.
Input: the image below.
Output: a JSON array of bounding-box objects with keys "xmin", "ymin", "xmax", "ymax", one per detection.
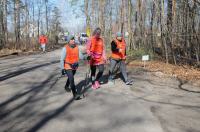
[
  {"xmin": 108, "ymin": 32, "xmax": 133, "ymax": 85},
  {"xmin": 60, "ymin": 35, "xmax": 80, "ymax": 100},
  {"xmin": 39, "ymin": 33, "xmax": 48, "ymax": 52},
  {"xmin": 86, "ymin": 28, "xmax": 107, "ymax": 89}
]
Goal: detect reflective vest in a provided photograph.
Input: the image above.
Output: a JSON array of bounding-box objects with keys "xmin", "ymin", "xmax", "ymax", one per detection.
[
  {"xmin": 39, "ymin": 36, "xmax": 48, "ymax": 44},
  {"xmin": 90, "ymin": 36, "xmax": 104, "ymax": 62},
  {"xmin": 64, "ymin": 45, "xmax": 79, "ymax": 69},
  {"xmin": 111, "ymin": 38, "xmax": 126, "ymax": 60}
]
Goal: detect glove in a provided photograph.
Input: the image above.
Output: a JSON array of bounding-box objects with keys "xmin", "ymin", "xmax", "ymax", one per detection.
[
  {"xmin": 71, "ymin": 62, "xmax": 79, "ymax": 70},
  {"xmin": 62, "ymin": 69, "xmax": 66, "ymax": 75},
  {"xmin": 86, "ymin": 55, "xmax": 91, "ymax": 61}
]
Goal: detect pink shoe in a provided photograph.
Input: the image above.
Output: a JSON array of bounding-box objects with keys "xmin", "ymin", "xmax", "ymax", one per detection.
[
  {"xmin": 92, "ymin": 84, "xmax": 97, "ymax": 90},
  {"xmin": 95, "ymin": 81, "xmax": 100, "ymax": 89}
]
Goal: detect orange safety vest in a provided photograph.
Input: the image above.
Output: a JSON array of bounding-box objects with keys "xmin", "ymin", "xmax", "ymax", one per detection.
[
  {"xmin": 90, "ymin": 36, "xmax": 104, "ymax": 62},
  {"xmin": 39, "ymin": 36, "xmax": 48, "ymax": 44},
  {"xmin": 64, "ymin": 45, "xmax": 79, "ymax": 70},
  {"xmin": 111, "ymin": 38, "xmax": 126, "ymax": 60}
]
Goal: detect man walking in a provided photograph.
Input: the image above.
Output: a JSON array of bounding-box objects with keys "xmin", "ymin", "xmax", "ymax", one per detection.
[{"xmin": 109, "ymin": 32, "xmax": 133, "ymax": 85}]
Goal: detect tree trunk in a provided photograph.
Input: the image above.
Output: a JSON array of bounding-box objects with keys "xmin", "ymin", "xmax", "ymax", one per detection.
[
  {"xmin": 37, "ymin": 2, "xmax": 41, "ymax": 39},
  {"xmin": 0, "ymin": 0, "xmax": 4, "ymax": 49},
  {"xmin": 167, "ymin": 0, "xmax": 176, "ymax": 64},
  {"xmin": 120, "ymin": 0, "xmax": 125, "ymax": 33},
  {"xmin": 128, "ymin": 0, "xmax": 135, "ymax": 50},
  {"xmin": 91, "ymin": 0, "xmax": 94, "ymax": 30},
  {"xmin": 45, "ymin": 0, "xmax": 48, "ymax": 33},
  {"xmin": 172, "ymin": 0, "xmax": 177, "ymax": 64},
  {"xmin": 25, "ymin": 0, "xmax": 30, "ymax": 50},
  {"xmin": 84, "ymin": 0, "xmax": 90, "ymax": 36},
  {"xmin": 3, "ymin": 0, "xmax": 8, "ymax": 44},
  {"xmin": 150, "ymin": 1, "xmax": 155, "ymax": 51},
  {"xmin": 109, "ymin": 0, "xmax": 113, "ymax": 44},
  {"xmin": 161, "ymin": 0, "xmax": 169, "ymax": 63},
  {"xmin": 99, "ymin": 0, "xmax": 105, "ymax": 36},
  {"xmin": 136, "ymin": 0, "xmax": 143, "ymax": 49},
  {"xmin": 32, "ymin": 1, "xmax": 35, "ymax": 38},
  {"xmin": 14, "ymin": 0, "xmax": 20, "ymax": 48}
]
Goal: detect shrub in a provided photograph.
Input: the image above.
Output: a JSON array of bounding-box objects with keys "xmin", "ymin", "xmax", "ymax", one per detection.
[{"xmin": 127, "ymin": 48, "xmax": 154, "ymax": 60}]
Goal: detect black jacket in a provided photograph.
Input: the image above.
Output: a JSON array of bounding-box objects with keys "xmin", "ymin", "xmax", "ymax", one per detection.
[{"xmin": 111, "ymin": 40, "xmax": 126, "ymax": 55}]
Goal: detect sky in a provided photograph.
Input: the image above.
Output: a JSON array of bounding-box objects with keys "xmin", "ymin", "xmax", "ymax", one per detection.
[
  {"xmin": 51, "ymin": 0, "xmax": 86, "ymax": 33},
  {"xmin": 6, "ymin": 0, "xmax": 85, "ymax": 33}
]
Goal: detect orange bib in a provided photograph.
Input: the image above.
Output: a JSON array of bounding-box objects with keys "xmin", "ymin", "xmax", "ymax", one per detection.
[
  {"xmin": 90, "ymin": 37, "xmax": 104, "ymax": 62},
  {"xmin": 64, "ymin": 45, "xmax": 79, "ymax": 69},
  {"xmin": 39, "ymin": 36, "xmax": 47, "ymax": 44},
  {"xmin": 111, "ymin": 38, "xmax": 126, "ymax": 60}
]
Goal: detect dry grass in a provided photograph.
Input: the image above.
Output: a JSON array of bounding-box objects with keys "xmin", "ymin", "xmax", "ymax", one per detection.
[
  {"xmin": 0, "ymin": 48, "xmax": 22, "ymax": 57},
  {"xmin": 128, "ymin": 60, "xmax": 200, "ymax": 86}
]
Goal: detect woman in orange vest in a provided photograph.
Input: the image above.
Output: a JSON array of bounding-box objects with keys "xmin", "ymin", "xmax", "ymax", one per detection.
[
  {"xmin": 60, "ymin": 35, "xmax": 80, "ymax": 100},
  {"xmin": 109, "ymin": 32, "xmax": 133, "ymax": 85},
  {"xmin": 86, "ymin": 28, "xmax": 107, "ymax": 89},
  {"xmin": 39, "ymin": 34, "xmax": 48, "ymax": 52}
]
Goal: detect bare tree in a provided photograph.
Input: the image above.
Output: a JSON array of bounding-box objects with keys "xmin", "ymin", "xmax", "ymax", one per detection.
[
  {"xmin": 3, "ymin": 0, "xmax": 8, "ymax": 44},
  {"xmin": 44, "ymin": 0, "xmax": 48, "ymax": 33},
  {"xmin": 84, "ymin": 0, "xmax": 90, "ymax": 36},
  {"xmin": 0, "ymin": 0, "xmax": 4, "ymax": 49},
  {"xmin": 14, "ymin": 0, "xmax": 21, "ymax": 45}
]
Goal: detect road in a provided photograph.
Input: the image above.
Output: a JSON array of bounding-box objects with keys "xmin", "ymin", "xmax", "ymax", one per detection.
[{"xmin": 0, "ymin": 48, "xmax": 200, "ymax": 132}]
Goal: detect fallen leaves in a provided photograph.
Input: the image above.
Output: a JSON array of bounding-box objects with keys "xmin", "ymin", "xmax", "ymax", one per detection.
[
  {"xmin": 0, "ymin": 48, "xmax": 22, "ymax": 57},
  {"xmin": 128, "ymin": 60, "xmax": 200, "ymax": 86}
]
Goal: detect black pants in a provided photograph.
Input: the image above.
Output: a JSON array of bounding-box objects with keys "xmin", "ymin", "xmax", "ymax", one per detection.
[
  {"xmin": 65, "ymin": 70, "xmax": 76, "ymax": 94},
  {"xmin": 90, "ymin": 64, "xmax": 104, "ymax": 84}
]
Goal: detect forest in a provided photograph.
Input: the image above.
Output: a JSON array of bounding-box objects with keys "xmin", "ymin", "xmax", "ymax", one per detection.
[{"xmin": 0, "ymin": 0, "xmax": 200, "ymax": 66}]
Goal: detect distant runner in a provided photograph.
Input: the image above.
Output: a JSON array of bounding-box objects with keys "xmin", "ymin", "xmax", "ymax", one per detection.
[{"xmin": 39, "ymin": 33, "xmax": 48, "ymax": 52}]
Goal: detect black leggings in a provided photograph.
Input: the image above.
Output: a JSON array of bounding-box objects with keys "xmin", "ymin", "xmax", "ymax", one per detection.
[
  {"xmin": 65, "ymin": 70, "xmax": 76, "ymax": 93},
  {"xmin": 90, "ymin": 64, "xmax": 104, "ymax": 84}
]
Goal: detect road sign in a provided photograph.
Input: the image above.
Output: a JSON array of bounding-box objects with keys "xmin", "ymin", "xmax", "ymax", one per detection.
[
  {"xmin": 125, "ymin": 32, "xmax": 129, "ymax": 37},
  {"xmin": 142, "ymin": 55, "xmax": 149, "ymax": 68},
  {"xmin": 142, "ymin": 55, "xmax": 149, "ymax": 61}
]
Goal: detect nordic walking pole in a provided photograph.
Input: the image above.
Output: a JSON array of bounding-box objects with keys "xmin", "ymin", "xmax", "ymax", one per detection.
[{"xmin": 82, "ymin": 56, "xmax": 91, "ymax": 97}]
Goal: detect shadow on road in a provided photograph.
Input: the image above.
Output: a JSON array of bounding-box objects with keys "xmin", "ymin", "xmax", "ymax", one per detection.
[
  {"xmin": 128, "ymin": 70, "xmax": 200, "ymax": 109},
  {"xmin": 136, "ymin": 95, "xmax": 200, "ymax": 109},
  {"xmin": 0, "ymin": 60, "xmax": 59, "ymax": 82},
  {"xmin": 177, "ymin": 78, "xmax": 200, "ymax": 93},
  {"xmin": 27, "ymin": 81, "xmax": 92, "ymax": 132},
  {"xmin": 0, "ymin": 73, "xmax": 60, "ymax": 120},
  {"xmin": 27, "ymin": 97, "xmax": 74, "ymax": 132},
  {"xmin": 0, "ymin": 72, "xmax": 92, "ymax": 132}
]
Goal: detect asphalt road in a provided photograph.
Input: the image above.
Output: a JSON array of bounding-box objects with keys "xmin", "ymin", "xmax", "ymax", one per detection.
[{"xmin": 0, "ymin": 48, "xmax": 199, "ymax": 132}]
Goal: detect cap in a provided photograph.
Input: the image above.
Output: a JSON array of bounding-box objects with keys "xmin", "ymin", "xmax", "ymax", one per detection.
[
  {"xmin": 116, "ymin": 32, "xmax": 122, "ymax": 37},
  {"xmin": 67, "ymin": 35, "xmax": 75, "ymax": 42}
]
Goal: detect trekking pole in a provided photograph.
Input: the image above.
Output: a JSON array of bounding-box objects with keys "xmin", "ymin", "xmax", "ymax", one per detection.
[
  {"xmin": 82, "ymin": 57, "xmax": 91, "ymax": 97},
  {"xmin": 56, "ymin": 74, "xmax": 65, "ymax": 82}
]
